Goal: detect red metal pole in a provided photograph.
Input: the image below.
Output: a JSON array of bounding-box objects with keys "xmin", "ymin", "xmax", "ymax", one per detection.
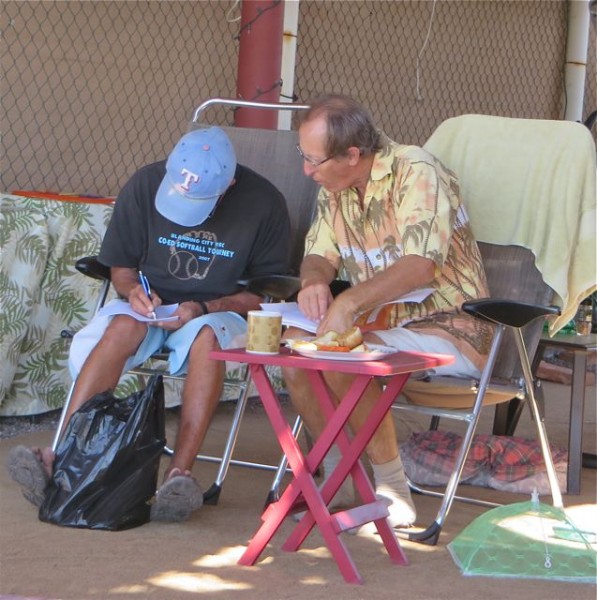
[{"xmin": 235, "ymin": 0, "xmax": 284, "ymax": 129}]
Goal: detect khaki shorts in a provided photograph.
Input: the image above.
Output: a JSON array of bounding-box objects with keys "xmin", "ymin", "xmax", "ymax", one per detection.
[{"xmin": 372, "ymin": 327, "xmax": 480, "ymax": 379}]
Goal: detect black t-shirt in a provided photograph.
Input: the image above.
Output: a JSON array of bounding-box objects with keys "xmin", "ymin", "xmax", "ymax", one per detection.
[{"xmin": 99, "ymin": 161, "xmax": 291, "ymax": 304}]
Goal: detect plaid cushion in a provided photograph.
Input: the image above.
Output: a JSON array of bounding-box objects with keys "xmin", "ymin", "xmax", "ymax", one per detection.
[{"xmin": 401, "ymin": 430, "xmax": 568, "ymax": 490}]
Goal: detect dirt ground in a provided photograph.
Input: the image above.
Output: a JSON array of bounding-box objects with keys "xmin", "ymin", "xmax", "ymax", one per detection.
[{"xmin": 0, "ymin": 382, "xmax": 595, "ymax": 600}]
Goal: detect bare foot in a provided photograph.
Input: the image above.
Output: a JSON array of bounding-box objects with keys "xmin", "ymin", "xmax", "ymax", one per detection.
[
  {"xmin": 162, "ymin": 466, "xmax": 192, "ymax": 484},
  {"xmin": 32, "ymin": 447, "xmax": 55, "ymax": 478}
]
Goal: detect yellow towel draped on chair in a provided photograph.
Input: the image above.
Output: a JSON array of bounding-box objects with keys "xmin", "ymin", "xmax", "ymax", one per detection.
[{"xmin": 424, "ymin": 114, "xmax": 596, "ymax": 334}]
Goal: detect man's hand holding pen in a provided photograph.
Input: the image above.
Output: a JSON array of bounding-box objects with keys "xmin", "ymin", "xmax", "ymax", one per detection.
[
  {"xmin": 138, "ymin": 271, "xmax": 158, "ymax": 320},
  {"xmin": 128, "ymin": 271, "xmax": 161, "ymax": 319}
]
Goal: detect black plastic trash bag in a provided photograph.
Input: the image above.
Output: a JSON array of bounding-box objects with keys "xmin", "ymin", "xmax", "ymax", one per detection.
[{"xmin": 39, "ymin": 375, "xmax": 166, "ymax": 530}]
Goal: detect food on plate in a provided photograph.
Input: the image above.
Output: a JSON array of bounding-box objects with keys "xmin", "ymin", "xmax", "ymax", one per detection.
[
  {"xmin": 349, "ymin": 343, "xmax": 367, "ymax": 353},
  {"xmin": 290, "ymin": 326, "xmax": 367, "ymax": 353},
  {"xmin": 336, "ymin": 326, "xmax": 363, "ymax": 349},
  {"xmin": 317, "ymin": 344, "xmax": 351, "ymax": 352},
  {"xmin": 312, "ymin": 331, "xmax": 339, "ymax": 345},
  {"xmin": 289, "ymin": 340, "xmax": 318, "ymax": 351}
]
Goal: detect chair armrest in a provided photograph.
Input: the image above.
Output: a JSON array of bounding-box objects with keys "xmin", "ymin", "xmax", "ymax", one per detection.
[
  {"xmin": 462, "ymin": 298, "xmax": 560, "ymax": 328},
  {"xmin": 75, "ymin": 256, "xmax": 111, "ymax": 282}
]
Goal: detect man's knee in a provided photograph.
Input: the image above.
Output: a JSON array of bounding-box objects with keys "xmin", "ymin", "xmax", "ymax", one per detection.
[
  {"xmin": 187, "ymin": 325, "xmax": 223, "ymax": 368},
  {"xmin": 193, "ymin": 324, "xmax": 220, "ymax": 349},
  {"xmin": 281, "ymin": 364, "xmax": 307, "ymax": 393},
  {"xmin": 102, "ymin": 316, "xmax": 147, "ymax": 351}
]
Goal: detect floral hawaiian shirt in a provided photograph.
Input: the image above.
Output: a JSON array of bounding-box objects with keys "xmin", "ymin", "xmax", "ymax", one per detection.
[{"xmin": 304, "ymin": 136, "xmax": 492, "ymax": 369}]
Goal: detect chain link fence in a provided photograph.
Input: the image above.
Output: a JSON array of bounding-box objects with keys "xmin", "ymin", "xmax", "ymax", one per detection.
[
  {"xmin": 2, "ymin": 0, "xmax": 239, "ymax": 196},
  {"xmin": 2, "ymin": 0, "xmax": 596, "ymax": 197},
  {"xmin": 296, "ymin": 0, "xmax": 595, "ymax": 144}
]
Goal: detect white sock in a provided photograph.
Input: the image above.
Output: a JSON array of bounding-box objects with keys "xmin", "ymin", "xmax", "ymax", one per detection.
[{"xmin": 371, "ymin": 454, "xmax": 416, "ymax": 528}]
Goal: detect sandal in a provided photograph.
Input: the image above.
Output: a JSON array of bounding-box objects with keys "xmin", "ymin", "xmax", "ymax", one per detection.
[
  {"xmin": 7, "ymin": 445, "xmax": 51, "ymax": 507},
  {"xmin": 150, "ymin": 468, "xmax": 203, "ymax": 522}
]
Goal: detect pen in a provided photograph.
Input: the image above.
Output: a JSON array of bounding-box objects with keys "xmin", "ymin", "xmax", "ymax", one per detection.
[{"xmin": 138, "ymin": 271, "xmax": 157, "ymax": 320}]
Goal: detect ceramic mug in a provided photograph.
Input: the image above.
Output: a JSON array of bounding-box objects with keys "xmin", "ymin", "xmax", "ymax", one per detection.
[{"xmin": 246, "ymin": 310, "xmax": 283, "ymax": 354}]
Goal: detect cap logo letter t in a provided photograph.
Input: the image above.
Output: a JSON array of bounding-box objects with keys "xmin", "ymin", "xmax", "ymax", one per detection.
[{"xmin": 180, "ymin": 168, "xmax": 200, "ymax": 192}]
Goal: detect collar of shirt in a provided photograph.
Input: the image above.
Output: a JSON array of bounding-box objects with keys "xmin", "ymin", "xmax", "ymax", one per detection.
[{"xmin": 369, "ymin": 133, "xmax": 397, "ymax": 183}]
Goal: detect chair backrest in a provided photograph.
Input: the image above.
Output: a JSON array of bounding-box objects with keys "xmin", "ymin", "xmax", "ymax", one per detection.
[
  {"xmin": 478, "ymin": 242, "xmax": 554, "ymax": 379},
  {"xmin": 423, "ymin": 114, "xmax": 596, "ymax": 334},
  {"xmin": 422, "ymin": 113, "xmax": 597, "ymax": 382},
  {"xmin": 221, "ymin": 126, "xmax": 318, "ymax": 274}
]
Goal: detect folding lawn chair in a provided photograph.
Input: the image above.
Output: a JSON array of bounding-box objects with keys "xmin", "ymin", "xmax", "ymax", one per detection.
[
  {"xmin": 53, "ymin": 98, "xmax": 320, "ymax": 505},
  {"xmin": 391, "ymin": 114, "xmax": 596, "ymax": 544}
]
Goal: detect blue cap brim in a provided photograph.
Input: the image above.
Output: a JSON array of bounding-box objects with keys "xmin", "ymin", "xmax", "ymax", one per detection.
[{"xmin": 155, "ymin": 176, "xmax": 219, "ymax": 226}]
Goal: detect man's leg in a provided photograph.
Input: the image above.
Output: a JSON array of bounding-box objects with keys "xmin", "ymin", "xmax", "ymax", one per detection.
[
  {"xmin": 150, "ymin": 325, "xmax": 224, "ymax": 521},
  {"xmin": 167, "ymin": 325, "xmax": 225, "ymax": 476},
  {"xmin": 8, "ymin": 315, "xmax": 148, "ymax": 506},
  {"xmin": 322, "ymin": 369, "xmax": 416, "ymax": 529},
  {"xmin": 63, "ymin": 316, "xmax": 150, "ymax": 433},
  {"xmin": 340, "ymin": 328, "xmax": 482, "ymax": 529}
]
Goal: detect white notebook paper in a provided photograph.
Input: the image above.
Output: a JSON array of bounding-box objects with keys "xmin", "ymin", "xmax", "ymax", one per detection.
[{"xmin": 97, "ymin": 299, "xmax": 180, "ymax": 323}]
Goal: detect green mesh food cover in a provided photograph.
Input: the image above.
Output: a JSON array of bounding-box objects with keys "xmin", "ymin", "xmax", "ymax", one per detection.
[{"xmin": 448, "ymin": 494, "xmax": 596, "ymax": 583}]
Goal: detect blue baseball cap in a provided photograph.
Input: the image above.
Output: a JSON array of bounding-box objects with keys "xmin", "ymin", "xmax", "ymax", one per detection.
[{"xmin": 155, "ymin": 127, "xmax": 237, "ymax": 226}]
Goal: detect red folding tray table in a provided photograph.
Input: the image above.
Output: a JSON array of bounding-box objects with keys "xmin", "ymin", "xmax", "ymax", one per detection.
[{"xmin": 209, "ymin": 346, "xmax": 454, "ymax": 584}]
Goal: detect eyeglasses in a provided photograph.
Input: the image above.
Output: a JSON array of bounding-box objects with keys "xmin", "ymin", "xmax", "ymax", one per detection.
[{"xmin": 295, "ymin": 144, "xmax": 333, "ymax": 168}]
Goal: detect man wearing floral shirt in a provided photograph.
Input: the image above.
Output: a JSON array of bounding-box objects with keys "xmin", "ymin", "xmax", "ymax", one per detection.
[{"xmin": 283, "ymin": 94, "xmax": 492, "ymax": 530}]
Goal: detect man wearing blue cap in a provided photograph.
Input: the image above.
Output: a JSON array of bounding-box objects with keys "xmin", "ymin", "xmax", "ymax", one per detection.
[{"xmin": 9, "ymin": 127, "xmax": 291, "ymax": 522}]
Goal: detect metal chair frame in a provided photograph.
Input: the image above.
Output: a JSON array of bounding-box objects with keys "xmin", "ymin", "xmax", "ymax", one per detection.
[
  {"xmin": 393, "ymin": 294, "xmax": 564, "ymax": 544},
  {"xmin": 386, "ymin": 112, "xmax": 595, "ymax": 544}
]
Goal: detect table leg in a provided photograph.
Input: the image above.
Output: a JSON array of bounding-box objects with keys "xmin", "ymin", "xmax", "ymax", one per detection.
[
  {"xmin": 284, "ymin": 371, "xmax": 410, "ymax": 567},
  {"xmin": 324, "ymin": 373, "xmax": 410, "ymax": 566},
  {"xmin": 237, "ymin": 365, "xmax": 314, "ymax": 563},
  {"xmin": 282, "ymin": 373, "xmax": 375, "ymax": 549},
  {"xmin": 238, "ymin": 365, "xmax": 364, "ymax": 583},
  {"xmin": 568, "ymin": 349, "xmax": 587, "ymax": 494}
]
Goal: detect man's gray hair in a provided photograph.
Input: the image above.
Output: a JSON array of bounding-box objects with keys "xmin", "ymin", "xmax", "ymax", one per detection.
[{"xmin": 300, "ymin": 94, "xmax": 382, "ymax": 158}]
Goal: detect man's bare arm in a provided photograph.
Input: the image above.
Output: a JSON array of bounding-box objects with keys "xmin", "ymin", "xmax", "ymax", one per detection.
[
  {"xmin": 318, "ymin": 255, "xmax": 436, "ymax": 334},
  {"xmin": 111, "ymin": 266, "xmax": 160, "ymax": 317}
]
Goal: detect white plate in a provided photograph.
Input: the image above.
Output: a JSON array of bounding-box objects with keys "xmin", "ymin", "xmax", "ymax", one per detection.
[{"xmin": 289, "ymin": 343, "xmax": 397, "ymax": 362}]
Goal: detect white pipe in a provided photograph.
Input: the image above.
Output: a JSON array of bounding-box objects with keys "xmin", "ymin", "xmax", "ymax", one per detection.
[
  {"xmin": 564, "ymin": 0, "xmax": 591, "ymax": 122},
  {"xmin": 278, "ymin": 0, "xmax": 300, "ymax": 130}
]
